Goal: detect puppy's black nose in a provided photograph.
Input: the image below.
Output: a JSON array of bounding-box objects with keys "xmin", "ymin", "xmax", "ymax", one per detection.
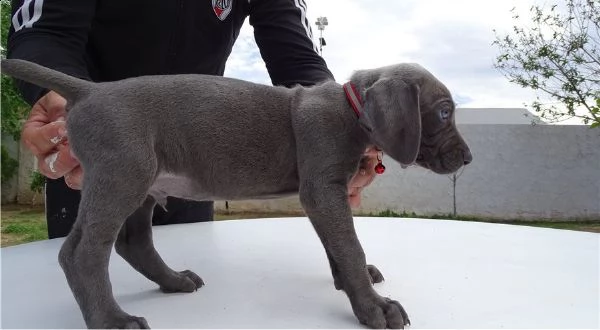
[{"xmin": 463, "ymin": 149, "xmax": 473, "ymax": 165}]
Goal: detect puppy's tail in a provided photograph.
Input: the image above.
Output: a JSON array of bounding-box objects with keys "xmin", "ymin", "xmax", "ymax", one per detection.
[{"xmin": 0, "ymin": 58, "xmax": 94, "ymax": 101}]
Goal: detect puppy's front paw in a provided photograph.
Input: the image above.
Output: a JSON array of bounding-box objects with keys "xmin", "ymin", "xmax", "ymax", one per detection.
[
  {"xmin": 367, "ymin": 264, "xmax": 384, "ymax": 284},
  {"xmin": 160, "ymin": 269, "xmax": 204, "ymax": 293},
  {"xmin": 352, "ymin": 294, "xmax": 410, "ymax": 329},
  {"xmin": 98, "ymin": 313, "xmax": 150, "ymax": 329}
]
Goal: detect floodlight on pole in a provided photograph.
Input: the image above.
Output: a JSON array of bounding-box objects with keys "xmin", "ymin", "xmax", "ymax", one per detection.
[{"xmin": 315, "ymin": 16, "xmax": 328, "ymax": 56}]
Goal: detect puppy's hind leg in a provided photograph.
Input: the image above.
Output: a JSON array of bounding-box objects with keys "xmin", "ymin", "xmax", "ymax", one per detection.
[
  {"xmin": 58, "ymin": 160, "xmax": 156, "ymax": 329},
  {"xmin": 115, "ymin": 196, "xmax": 204, "ymax": 293}
]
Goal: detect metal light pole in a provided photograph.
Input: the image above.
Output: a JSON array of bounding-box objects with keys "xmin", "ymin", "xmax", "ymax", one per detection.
[{"xmin": 315, "ymin": 16, "xmax": 328, "ymax": 56}]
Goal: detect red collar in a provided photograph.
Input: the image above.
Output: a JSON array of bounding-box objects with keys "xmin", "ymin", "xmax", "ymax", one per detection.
[
  {"xmin": 343, "ymin": 82, "xmax": 363, "ymax": 117},
  {"xmin": 343, "ymin": 82, "xmax": 387, "ymax": 175}
]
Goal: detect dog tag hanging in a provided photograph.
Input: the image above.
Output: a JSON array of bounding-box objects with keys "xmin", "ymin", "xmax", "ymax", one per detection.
[
  {"xmin": 375, "ymin": 152, "xmax": 385, "ymax": 174},
  {"xmin": 375, "ymin": 162, "xmax": 385, "ymax": 174}
]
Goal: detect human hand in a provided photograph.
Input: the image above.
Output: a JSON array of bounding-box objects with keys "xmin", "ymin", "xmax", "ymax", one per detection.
[
  {"xmin": 347, "ymin": 146, "xmax": 381, "ymax": 208},
  {"xmin": 21, "ymin": 91, "xmax": 82, "ymax": 189}
]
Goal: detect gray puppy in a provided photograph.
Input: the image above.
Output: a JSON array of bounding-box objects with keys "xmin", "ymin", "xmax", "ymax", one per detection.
[{"xmin": 1, "ymin": 58, "xmax": 471, "ymax": 329}]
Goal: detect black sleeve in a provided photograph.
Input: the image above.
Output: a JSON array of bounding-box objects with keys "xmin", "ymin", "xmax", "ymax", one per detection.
[
  {"xmin": 7, "ymin": 0, "xmax": 96, "ymax": 105},
  {"xmin": 248, "ymin": 0, "xmax": 335, "ymax": 88}
]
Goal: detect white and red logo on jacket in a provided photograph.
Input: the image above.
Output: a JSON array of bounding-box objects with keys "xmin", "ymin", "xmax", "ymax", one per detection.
[{"xmin": 212, "ymin": 0, "xmax": 233, "ymax": 21}]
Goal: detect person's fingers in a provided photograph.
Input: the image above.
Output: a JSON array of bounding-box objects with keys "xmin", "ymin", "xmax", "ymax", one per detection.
[
  {"xmin": 363, "ymin": 145, "xmax": 381, "ymax": 157},
  {"xmin": 36, "ymin": 144, "xmax": 79, "ymax": 179},
  {"xmin": 349, "ymin": 156, "xmax": 378, "ymax": 188},
  {"xmin": 22, "ymin": 120, "xmax": 67, "ymax": 156},
  {"xmin": 37, "ymin": 91, "xmax": 67, "ymax": 119},
  {"xmin": 21, "ymin": 91, "xmax": 68, "ymax": 156},
  {"xmin": 362, "ymin": 151, "xmax": 379, "ymax": 167},
  {"xmin": 347, "ymin": 148, "xmax": 383, "ymax": 208},
  {"xmin": 348, "ymin": 190, "xmax": 362, "ymax": 208},
  {"xmin": 22, "ymin": 91, "xmax": 67, "ymax": 130},
  {"xmin": 64, "ymin": 166, "xmax": 83, "ymax": 190},
  {"xmin": 355, "ymin": 172, "xmax": 376, "ymax": 189}
]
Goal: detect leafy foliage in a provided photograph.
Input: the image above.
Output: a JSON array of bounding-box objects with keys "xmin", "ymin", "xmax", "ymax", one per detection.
[
  {"xmin": 1, "ymin": 145, "xmax": 18, "ymax": 182},
  {"xmin": 1, "ymin": 74, "xmax": 29, "ymax": 139},
  {"xmin": 493, "ymin": 0, "xmax": 600, "ymax": 126},
  {"xmin": 1, "ymin": 0, "xmax": 29, "ymax": 182},
  {"xmin": 30, "ymin": 170, "xmax": 45, "ymax": 194}
]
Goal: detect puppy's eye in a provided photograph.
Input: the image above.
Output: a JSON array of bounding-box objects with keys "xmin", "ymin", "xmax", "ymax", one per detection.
[{"xmin": 441, "ymin": 109, "xmax": 450, "ymax": 120}]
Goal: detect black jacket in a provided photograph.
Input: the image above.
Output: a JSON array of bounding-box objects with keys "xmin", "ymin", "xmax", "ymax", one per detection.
[{"xmin": 8, "ymin": 0, "xmax": 334, "ymax": 105}]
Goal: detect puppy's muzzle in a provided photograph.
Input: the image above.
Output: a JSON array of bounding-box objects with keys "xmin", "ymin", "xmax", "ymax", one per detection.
[{"xmin": 417, "ymin": 139, "xmax": 471, "ymax": 174}]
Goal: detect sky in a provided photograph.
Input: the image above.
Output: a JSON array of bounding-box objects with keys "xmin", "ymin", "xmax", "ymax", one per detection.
[{"xmin": 223, "ymin": 0, "xmax": 587, "ymax": 125}]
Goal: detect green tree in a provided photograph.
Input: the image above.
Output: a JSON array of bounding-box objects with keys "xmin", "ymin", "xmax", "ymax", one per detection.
[
  {"xmin": 493, "ymin": 0, "xmax": 600, "ymax": 127},
  {"xmin": 1, "ymin": 0, "xmax": 29, "ymax": 182}
]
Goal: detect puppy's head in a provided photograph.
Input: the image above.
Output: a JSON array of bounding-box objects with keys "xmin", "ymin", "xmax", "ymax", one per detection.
[{"xmin": 351, "ymin": 64, "xmax": 472, "ymax": 174}]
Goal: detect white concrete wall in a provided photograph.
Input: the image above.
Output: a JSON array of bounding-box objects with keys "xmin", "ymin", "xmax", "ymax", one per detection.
[
  {"xmin": 217, "ymin": 124, "xmax": 600, "ymax": 220},
  {"xmin": 452, "ymin": 124, "xmax": 599, "ymax": 220}
]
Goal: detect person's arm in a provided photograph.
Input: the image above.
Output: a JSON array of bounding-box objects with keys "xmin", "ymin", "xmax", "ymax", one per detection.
[
  {"xmin": 7, "ymin": 0, "xmax": 96, "ymax": 105},
  {"xmin": 248, "ymin": 0, "xmax": 334, "ymax": 87}
]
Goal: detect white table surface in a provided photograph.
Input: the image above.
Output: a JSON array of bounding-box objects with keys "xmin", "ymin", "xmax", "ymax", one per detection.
[{"xmin": 1, "ymin": 217, "xmax": 598, "ymax": 329}]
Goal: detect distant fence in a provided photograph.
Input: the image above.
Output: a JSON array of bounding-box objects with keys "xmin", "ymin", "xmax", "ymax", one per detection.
[{"xmin": 216, "ymin": 124, "xmax": 600, "ymax": 220}]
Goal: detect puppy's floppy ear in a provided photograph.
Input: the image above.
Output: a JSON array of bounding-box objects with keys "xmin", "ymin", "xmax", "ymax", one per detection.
[{"xmin": 359, "ymin": 78, "xmax": 421, "ymax": 165}]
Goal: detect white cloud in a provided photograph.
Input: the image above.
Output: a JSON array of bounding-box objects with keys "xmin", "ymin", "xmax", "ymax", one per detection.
[
  {"xmin": 224, "ymin": 22, "xmax": 271, "ymax": 85},
  {"xmin": 224, "ymin": 0, "xmax": 588, "ymax": 125}
]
